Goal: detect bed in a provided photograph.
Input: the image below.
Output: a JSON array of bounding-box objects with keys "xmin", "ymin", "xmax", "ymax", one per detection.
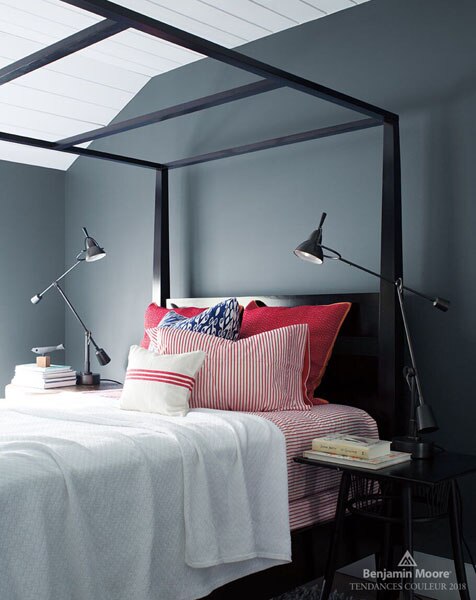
[
  {"xmin": 0, "ymin": 1, "xmax": 404, "ymax": 598},
  {"xmin": 162, "ymin": 294, "xmax": 402, "ymax": 599},
  {"xmin": 0, "ymin": 376, "xmax": 376, "ymax": 600},
  {"xmin": 0, "ymin": 291, "xmax": 398, "ymax": 600}
]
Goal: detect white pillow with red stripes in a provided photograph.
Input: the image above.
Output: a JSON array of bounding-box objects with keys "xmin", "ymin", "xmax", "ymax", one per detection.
[
  {"xmin": 147, "ymin": 324, "xmax": 311, "ymax": 412},
  {"xmin": 120, "ymin": 345, "xmax": 206, "ymax": 417}
]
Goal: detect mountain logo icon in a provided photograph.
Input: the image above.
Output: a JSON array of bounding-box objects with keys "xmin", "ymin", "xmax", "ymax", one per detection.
[{"xmin": 398, "ymin": 550, "xmax": 417, "ymax": 567}]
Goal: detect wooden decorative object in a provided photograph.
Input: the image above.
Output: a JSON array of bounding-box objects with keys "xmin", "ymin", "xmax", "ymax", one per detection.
[{"xmin": 36, "ymin": 356, "xmax": 51, "ymax": 368}]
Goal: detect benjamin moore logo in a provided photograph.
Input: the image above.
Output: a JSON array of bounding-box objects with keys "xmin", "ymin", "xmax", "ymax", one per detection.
[
  {"xmin": 359, "ymin": 550, "xmax": 457, "ymax": 593},
  {"xmin": 398, "ymin": 551, "xmax": 418, "ymax": 568}
]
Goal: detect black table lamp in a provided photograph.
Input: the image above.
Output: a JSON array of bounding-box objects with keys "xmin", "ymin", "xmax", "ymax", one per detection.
[
  {"xmin": 31, "ymin": 227, "xmax": 110, "ymax": 385},
  {"xmin": 294, "ymin": 213, "xmax": 450, "ymax": 459}
]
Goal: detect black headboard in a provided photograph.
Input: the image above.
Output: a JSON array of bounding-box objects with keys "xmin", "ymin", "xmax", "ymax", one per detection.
[{"xmin": 167, "ymin": 292, "xmax": 397, "ymax": 438}]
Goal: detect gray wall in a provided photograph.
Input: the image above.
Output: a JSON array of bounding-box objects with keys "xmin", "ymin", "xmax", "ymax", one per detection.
[
  {"xmin": 65, "ymin": 0, "xmax": 476, "ymax": 548},
  {"xmin": 0, "ymin": 161, "xmax": 65, "ymax": 392},
  {"xmin": 65, "ymin": 160, "xmax": 155, "ymax": 380}
]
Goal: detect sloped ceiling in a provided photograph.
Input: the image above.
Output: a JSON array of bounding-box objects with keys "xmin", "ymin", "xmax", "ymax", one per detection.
[{"xmin": 0, "ymin": 0, "xmax": 369, "ymax": 170}]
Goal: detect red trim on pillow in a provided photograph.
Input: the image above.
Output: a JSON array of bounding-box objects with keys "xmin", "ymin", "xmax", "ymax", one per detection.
[
  {"xmin": 241, "ymin": 301, "xmax": 351, "ymax": 401},
  {"xmin": 126, "ymin": 368, "xmax": 195, "ymax": 391}
]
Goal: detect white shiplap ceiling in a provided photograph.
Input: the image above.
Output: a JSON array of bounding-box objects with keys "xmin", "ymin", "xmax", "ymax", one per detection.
[{"xmin": 0, "ymin": 0, "xmax": 369, "ymax": 170}]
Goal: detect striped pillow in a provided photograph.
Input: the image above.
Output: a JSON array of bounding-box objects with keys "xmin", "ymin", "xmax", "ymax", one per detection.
[
  {"xmin": 120, "ymin": 345, "xmax": 206, "ymax": 417},
  {"xmin": 147, "ymin": 324, "xmax": 311, "ymax": 412}
]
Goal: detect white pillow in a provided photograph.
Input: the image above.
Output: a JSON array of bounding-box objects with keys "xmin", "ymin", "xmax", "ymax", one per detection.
[{"xmin": 120, "ymin": 345, "xmax": 206, "ymax": 416}]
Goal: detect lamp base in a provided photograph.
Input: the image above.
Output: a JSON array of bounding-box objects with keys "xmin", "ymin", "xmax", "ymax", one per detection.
[
  {"xmin": 77, "ymin": 372, "xmax": 100, "ymax": 386},
  {"xmin": 391, "ymin": 436, "xmax": 435, "ymax": 460}
]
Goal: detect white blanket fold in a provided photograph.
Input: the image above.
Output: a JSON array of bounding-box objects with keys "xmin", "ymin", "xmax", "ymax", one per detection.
[{"xmin": 0, "ymin": 394, "xmax": 291, "ymax": 600}]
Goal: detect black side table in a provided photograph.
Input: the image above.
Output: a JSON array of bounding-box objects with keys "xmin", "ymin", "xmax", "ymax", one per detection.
[{"xmin": 295, "ymin": 452, "xmax": 476, "ymax": 600}]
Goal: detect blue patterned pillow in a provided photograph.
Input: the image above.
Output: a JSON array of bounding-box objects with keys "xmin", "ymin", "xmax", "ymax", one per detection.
[{"xmin": 158, "ymin": 298, "xmax": 242, "ymax": 341}]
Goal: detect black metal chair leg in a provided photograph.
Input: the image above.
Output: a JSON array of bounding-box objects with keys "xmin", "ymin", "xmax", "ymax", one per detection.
[
  {"xmin": 402, "ymin": 483, "xmax": 414, "ymax": 600},
  {"xmin": 320, "ymin": 472, "xmax": 351, "ymax": 600},
  {"xmin": 449, "ymin": 481, "xmax": 470, "ymax": 600}
]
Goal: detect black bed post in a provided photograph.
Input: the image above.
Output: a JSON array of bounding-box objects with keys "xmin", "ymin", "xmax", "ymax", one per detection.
[
  {"xmin": 379, "ymin": 119, "xmax": 404, "ymax": 439},
  {"xmin": 153, "ymin": 168, "xmax": 170, "ymax": 307}
]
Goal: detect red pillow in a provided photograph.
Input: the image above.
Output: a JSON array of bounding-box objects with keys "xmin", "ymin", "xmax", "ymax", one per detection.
[
  {"xmin": 148, "ymin": 324, "xmax": 311, "ymax": 412},
  {"xmin": 240, "ymin": 301, "xmax": 351, "ymax": 403},
  {"xmin": 140, "ymin": 303, "xmax": 204, "ymax": 349}
]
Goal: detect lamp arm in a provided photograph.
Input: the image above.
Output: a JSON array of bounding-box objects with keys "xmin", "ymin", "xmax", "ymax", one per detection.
[
  {"xmin": 54, "ymin": 283, "xmax": 102, "ymax": 375},
  {"xmin": 329, "ymin": 252, "xmax": 396, "ymax": 286},
  {"xmin": 324, "ymin": 247, "xmax": 441, "ymax": 437},
  {"xmin": 53, "ymin": 285, "xmax": 102, "ymax": 354},
  {"xmin": 323, "ymin": 247, "xmax": 441, "ymax": 409},
  {"xmin": 395, "ymin": 279, "xmax": 425, "ymax": 406},
  {"xmin": 54, "ymin": 282, "xmax": 91, "ymax": 337},
  {"xmin": 322, "ymin": 247, "xmax": 444, "ymax": 404},
  {"xmin": 32, "ymin": 258, "xmax": 83, "ymax": 302},
  {"xmin": 322, "ymin": 246, "xmax": 449, "ymax": 310}
]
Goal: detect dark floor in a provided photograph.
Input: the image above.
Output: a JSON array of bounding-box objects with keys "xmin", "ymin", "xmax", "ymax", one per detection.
[{"xmin": 414, "ymin": 518, "xmax": 476, "ymax": 564}]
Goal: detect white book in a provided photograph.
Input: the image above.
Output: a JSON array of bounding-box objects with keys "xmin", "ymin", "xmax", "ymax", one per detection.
[
  {"xmin": 11, "ymin": 377, "xmax": 77, "ymax": 390},
  {"xmin": 311, "ymin": 433, "xmax": 391, "ymax": 459},
  {"xmin": 302, "ymin": 449, "xmax": 412, "ymax": 470},
  {"xmin": 13, "ymin": 376, "xmax": 76, "ymax": 384},
  {"xmin": 14, "ymin": 371, "xmax": 76, "ymax": 381},
  {"xmin": 15, "ymin": 364, "xmax": 73, "ymax": 374}
]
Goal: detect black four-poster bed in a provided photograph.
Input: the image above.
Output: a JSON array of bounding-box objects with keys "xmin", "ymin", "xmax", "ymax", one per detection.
[{"xmin": 0, "ymin": 0, "xmax": 405, "ymax": 597}]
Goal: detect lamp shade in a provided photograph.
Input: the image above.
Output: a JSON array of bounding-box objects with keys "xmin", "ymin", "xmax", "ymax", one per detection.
[
  {"xmin": 415, "ymin": 403, "xmax": 439, "ymax": 434},
  {"xmin": 294, "ymin": 212, "xmax": 327, "ymax": 265},
  {"xmin": 96, "ymin": 347, "xmax": 111, "ymax": 366},
  {"xmin": 85, "ymin": 236, "xmax": 106, "ymax": 262},
  {"xmin": 294, "ymin": 229, "xmax": 324, "ymax": 264},
  {"xmin": 433, "ymin": 297, "xmax": 450, "ymax": 312}
]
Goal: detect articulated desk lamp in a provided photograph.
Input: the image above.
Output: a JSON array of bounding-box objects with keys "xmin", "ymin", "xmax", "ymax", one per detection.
[
  {"xmin": 31, "ymin": 227, "xmax": 110, "ymax": 385},
  {"xmin": 294, "ymin": 213, "xmax": 449, "ymax": 459}
]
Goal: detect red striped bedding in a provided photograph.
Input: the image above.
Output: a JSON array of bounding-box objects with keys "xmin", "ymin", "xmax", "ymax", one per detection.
[
  {"xmin": 288, "ymin": 488, "xmax": 341, "ymax": 530},
  {"xmin": 93, "ymin": 390, "xmax": 377, "ymax": 531},
  {"xmin": 254, "ymin": 403, "xmax": 378, "ymax": 530}
]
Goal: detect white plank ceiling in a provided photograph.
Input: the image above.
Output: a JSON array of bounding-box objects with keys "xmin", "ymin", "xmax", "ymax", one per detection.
[{"xmin": 0, "ymin": 0, "xmax": 369, "ymax": 170}]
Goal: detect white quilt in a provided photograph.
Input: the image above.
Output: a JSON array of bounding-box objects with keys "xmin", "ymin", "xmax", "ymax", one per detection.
[{"xmin": 0, "ymin": 392, "xmax": 291, "ymax": 600}]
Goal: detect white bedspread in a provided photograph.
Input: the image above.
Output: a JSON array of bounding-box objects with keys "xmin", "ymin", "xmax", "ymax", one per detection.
[{"xmin": 0, "ymin": 392, "xmax": 291, "ymax": 600}]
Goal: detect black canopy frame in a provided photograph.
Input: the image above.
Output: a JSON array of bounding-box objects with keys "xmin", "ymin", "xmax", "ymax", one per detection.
[
  {"xmin": 1, "ymin": 2, "xmax": 407, "ymax": 591},
  {"xmin": 0, "ymin": 0, "xmax": 403, "ymax": 437}
]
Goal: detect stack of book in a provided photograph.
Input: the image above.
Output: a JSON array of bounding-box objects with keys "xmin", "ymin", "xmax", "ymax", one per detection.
[
  {"xmin": 303, "ymin": 433, "xmax": 412, "ymax": 469},
  {"xmin": 11, "ymin": 364, "xmax": 77, "ymax": 389}
]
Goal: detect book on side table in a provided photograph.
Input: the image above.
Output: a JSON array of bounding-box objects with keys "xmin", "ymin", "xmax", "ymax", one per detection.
[
  {"xmin": 302, "ymin": 449, "xmax": 412, "ymax": 470},
  {"xmin": 11, "ymin": 364, "xmax": 77, "ymax": 389},
  {"xmin": 311, "ymin": 433, "xmax": 392, "ymax": 459}
]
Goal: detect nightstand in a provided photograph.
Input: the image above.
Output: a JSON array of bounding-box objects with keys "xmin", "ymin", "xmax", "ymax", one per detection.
[
  {"xmin": 295, "ymin": 452, "xmax": 476, "ymax": 600},
  {"xmin": 4, "ymin": 381, "xmax": 122, "ymax": 400}
]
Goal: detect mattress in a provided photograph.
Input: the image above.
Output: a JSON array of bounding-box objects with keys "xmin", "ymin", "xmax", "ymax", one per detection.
[{"xmin": 255, "ymin": 403, "xmax": 379, "ymax": 530}]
